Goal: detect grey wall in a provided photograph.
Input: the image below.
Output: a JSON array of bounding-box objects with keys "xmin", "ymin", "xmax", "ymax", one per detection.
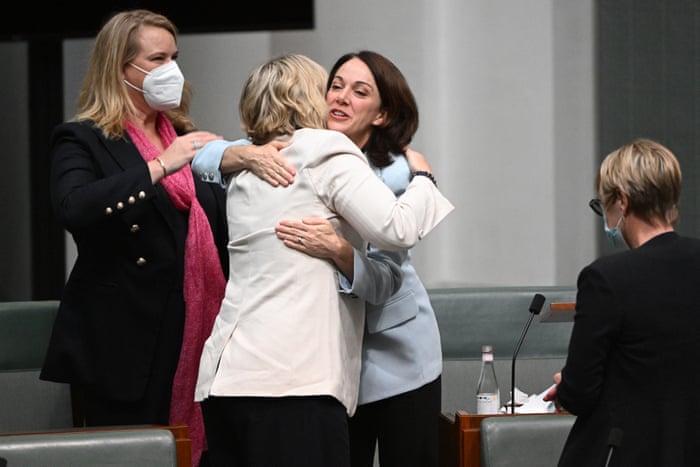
[{"xmin": 4, "ymin": 0, "xmax": 597, "ymax": 300}]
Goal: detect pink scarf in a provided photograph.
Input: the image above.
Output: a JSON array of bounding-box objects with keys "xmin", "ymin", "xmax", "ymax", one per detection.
[{"xmin": 126, "ymin": 115, "xmax": 226, "ymax": 467}]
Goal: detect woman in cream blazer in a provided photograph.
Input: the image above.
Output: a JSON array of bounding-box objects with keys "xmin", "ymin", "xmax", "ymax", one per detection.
[{"xmin": 194, "ymin": 54, "xmax": 453, "ymax": 467}]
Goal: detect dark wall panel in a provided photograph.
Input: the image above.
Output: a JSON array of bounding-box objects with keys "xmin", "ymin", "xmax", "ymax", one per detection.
[{"xmin": 597, "ymin": 0, "xmax": 700, "ymax": 254}]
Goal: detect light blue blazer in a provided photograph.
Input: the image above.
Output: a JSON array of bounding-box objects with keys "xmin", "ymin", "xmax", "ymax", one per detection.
[{"xmin": 344, "ymin": 154, "xmax": 443, "ymax": 405}]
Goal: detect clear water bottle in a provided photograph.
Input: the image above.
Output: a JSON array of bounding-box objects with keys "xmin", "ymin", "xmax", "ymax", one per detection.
[{"xmin": 476, "ymin": 345, "xmax": 500, "ymax": 414}]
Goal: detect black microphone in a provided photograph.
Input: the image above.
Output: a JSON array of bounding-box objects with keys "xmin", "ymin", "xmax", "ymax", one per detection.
[
  {"xmin": 510, "ymin": 293, "xmax": 545, "ymax": 414},
  {"xmin": 604, "ymin": 428, "xmax": 623, "ymax": 467}
]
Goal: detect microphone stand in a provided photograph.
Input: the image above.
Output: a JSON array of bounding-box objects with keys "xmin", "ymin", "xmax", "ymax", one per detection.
[
  {"xmin": 510, "ymin": 293, "xmax": 545, "ymax": 414},
  {"xmin": 604, "ymin": 428, "xmax": 623, "ymax": 467}
]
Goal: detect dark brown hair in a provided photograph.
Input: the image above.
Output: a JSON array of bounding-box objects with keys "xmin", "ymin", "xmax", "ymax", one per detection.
[{"xmin": 327, "ymin": 50, "xmax": 419, "ymax": 168}]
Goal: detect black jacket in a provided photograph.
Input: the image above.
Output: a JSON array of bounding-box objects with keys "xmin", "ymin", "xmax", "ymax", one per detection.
[
  {"xmin": 558, "ymin": 232, "xmax": 700, "ymax": 466},
  {"xmin": 40, "ymin": 121, "xmax": 228, "ymax": 401}
]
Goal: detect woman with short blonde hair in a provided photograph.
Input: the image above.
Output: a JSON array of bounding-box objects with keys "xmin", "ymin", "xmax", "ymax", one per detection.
[
  {"xmin": 545, "ymin": 139, "xmax": 700, "ymax": 467},
  {"xmin": 597, "ymin": 138, "xmax": 681, "ymax": 226}
]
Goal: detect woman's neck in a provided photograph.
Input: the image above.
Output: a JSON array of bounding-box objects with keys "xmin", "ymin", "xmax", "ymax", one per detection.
[
  {"xmin": 128, "ymin": 113, "xmax": 164, "ymax": 152},
  {"xmin": 625, "ymin": 214, "xmax": 674, "ymax": 248}
]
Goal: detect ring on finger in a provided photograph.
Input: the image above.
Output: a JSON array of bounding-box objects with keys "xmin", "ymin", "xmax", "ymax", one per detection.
[
  {"xmin": 296, "ymin": 236, "xmax": 303, "ymax": 245},
  {"xmin": 193, "ymin": 140, "xmax": 202, "ymax": 150}
]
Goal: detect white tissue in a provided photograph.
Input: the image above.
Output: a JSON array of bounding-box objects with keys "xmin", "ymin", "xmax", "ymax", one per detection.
[{"xmin": 500, "ymin": 384, "xmax": 556, "ymax": 414}]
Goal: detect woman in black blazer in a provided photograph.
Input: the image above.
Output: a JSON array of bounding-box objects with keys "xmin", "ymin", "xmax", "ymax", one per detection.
[
  {"xmin": 39, "ymin": 9, "xmax": 292, "ymax": 467},
  {"xmin": 545, "ymin": 139, "xmax": 700, "ymax": 466}
]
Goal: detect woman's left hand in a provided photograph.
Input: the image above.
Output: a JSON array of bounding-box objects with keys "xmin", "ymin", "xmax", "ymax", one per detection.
[
  {"xmin": 224, "ymin": 140, "xmax": 295, "ymax": 187},
  {"xmin": 275, "ymin": 217, "xmax": 343, "ymax": 259},
  {"xmin": 404, "ymin": 146, "xmax": 432, "ymax": 173}
]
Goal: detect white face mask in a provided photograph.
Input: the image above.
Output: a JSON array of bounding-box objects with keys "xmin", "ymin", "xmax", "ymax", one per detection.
[{"xmin": 124, "ymin": 61, "xmax": 185, "ymax": 111}]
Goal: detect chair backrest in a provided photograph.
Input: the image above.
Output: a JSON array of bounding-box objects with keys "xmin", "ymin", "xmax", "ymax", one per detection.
[
  {"xmin": 480, "ymin": 414, "xmax": 575, "ymax": 467},
  {"xmin": 0, "ymin": 428, "xmax": 178, "ymax": 467},
  {"xmin": 0, "ymin": 300, "xmax": 73, "ymax": 433}
]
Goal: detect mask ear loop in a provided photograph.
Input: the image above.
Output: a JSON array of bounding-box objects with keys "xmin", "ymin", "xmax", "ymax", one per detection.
[
  {"xmin": 618, "ymin": 191, "xmax": 629, "ymax": 218},
  {"xmin": 123, "ymin": 62, "xmax": 147, "ymax": 93},
  {"xmin": 123, "ymin": 79, "xmax": 145, "ymax": 94},
  {"xmin": 128, "ymin": 62, "xmax": 151, "ymax": 75}
]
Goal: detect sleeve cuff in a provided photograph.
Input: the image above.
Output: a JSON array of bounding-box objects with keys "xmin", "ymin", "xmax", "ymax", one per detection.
[{"xmin": 192, "ymin": 139, "xmax": 249, "ymax": 188}]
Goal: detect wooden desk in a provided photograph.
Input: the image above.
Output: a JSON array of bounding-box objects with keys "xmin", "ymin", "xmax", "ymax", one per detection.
[
  {"xmin": 539, "ymin": 302, "xmax": 575, "ymax": 323},
  {"xmin": 163, "ymin": 424, "xmax": 192, "ymax": 467},
  {"xmin": 439, "ymin": 411, "xmax": 569, "ymax": 467},
  {"xmin": 440, "ymin": 411, "xmax": 503, "ymax": 467}
]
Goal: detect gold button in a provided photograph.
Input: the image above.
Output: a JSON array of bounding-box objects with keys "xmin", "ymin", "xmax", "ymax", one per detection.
[
  {"xmin": 130, "ymin": 224, "xmax": 140, "ymax": 233},
  {"xmin": 128, "ymin": 196, "xmax": 136, "ymax": 205},
  {"xmin": 136, "ymin": 257, "xmax": 146, "ymax": 266},
  {"xmin": 105, "ymin": 207, "xmax": 113, "ymax": 215},
  {"xmin": 116, "ymin": 201, "xmax": 124, "ymax": 210},
  {"xmin": 138, "ymin": 191, "xmax": 146, "ymax": 199}
]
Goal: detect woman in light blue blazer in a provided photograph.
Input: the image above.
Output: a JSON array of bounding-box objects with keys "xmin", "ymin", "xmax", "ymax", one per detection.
[{"xmin": 275, "ymin": 51, "xmax": 443, "ymax": 467}]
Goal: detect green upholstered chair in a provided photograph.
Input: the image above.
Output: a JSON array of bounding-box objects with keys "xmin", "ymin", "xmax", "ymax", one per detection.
[
  {"xmin": 480, "ymin": 414, "xmax": 575, "ymax": 467},
  {"xmin": 0, "ymin": 428, "xmax": 178, "ymax": 467},
  {"xmin": 0, "ymin": 300, "xmax": 74, "ymax": 433}
]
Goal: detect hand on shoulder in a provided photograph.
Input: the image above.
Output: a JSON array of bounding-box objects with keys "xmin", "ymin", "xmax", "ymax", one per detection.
[{"xmin": 404, "ymin": 146, "xmax": 432, "ymax": 173}]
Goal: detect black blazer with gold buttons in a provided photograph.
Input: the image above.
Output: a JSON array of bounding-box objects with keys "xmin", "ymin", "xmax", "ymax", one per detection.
[{"xmin": 40, "ymin": 120, "xmax": 228, "ymax": 402}]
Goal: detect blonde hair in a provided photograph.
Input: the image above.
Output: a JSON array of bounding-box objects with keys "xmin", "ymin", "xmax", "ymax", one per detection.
[
  {"xmin": 597, "ymin": 138, "xmax": 681, "ymax": 225},
  {"xmin": 239, "ymin": 54, "xmax": 328, "ymax": 144},
  {"xmin": 74, "ymin": 9, "xmax": 195, "ymax": 138}
]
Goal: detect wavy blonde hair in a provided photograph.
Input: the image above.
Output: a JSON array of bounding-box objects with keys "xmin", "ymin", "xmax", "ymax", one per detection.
[
  {"xmin": 74, "ymin": 9, "xmax": 195, "ymax": 138},
  {"xmin": 597, "ymin": 138, "xmax": 681, "ymax": 225},
  {"xmin": 239, "ymin": 54, "xmax": 328, "ymax": 144}
]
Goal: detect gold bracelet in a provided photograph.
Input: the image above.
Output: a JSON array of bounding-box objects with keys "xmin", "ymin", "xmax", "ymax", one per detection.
[{"xmin": 156, "ymin": 157, "xmax": 168, "ymax": 177}]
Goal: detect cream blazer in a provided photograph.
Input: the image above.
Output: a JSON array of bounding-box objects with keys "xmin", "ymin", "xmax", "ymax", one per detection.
[{"xmin": 194, "ymin": 128, "xmax": 453, "ymax": 415}]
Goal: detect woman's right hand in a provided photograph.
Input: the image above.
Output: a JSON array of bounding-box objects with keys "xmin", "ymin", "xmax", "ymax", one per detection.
[
  {"xmin": 224, "ymin": 140, "xmax": 295, "ymax": 187},
  {"xmin": 543, "ymin": 372, "xmax": 563, "ymax": 412},
  {"xmin": 160, "ymin": 130, "xmax": 223, "ymax": 175}
]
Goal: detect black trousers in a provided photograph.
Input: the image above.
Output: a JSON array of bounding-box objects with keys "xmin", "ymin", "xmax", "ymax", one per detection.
[
  {"xmin": 202, "ymin": 395, "xmax": 350, "ymax": 467},
  {"xmin": 348, "ymin": 376, "xmax": 442, "ymax": 467}
]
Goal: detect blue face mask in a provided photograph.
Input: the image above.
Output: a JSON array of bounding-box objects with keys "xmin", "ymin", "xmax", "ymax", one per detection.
[{"xmin": 603, "ymin": 211, "xmax": 627, "ymax": 248}]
